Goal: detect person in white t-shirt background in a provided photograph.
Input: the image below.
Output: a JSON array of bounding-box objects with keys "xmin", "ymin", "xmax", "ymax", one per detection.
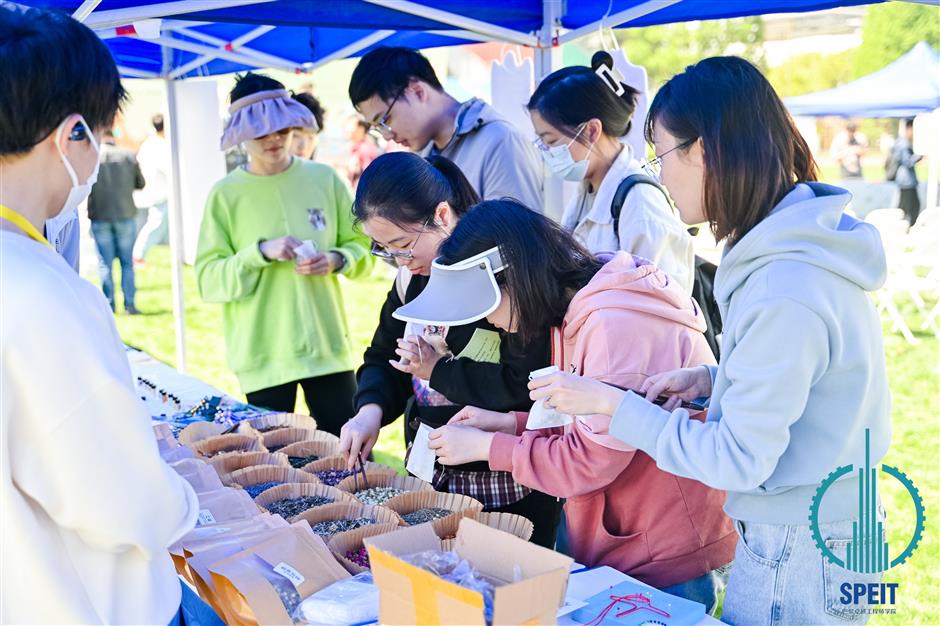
[
  {"xmin": 133, "ymin": 113, "xmax": 171, "ymax": 265},
  {"xmin": 0, "ymin": 5, "xmax": 200, "ymax": 624}
]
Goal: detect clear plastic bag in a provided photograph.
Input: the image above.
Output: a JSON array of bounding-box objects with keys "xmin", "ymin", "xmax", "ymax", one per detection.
[
  {"xmin": 526, "ymin": 366, "xmax": 573, "ymax": 429},
  {"xmin": 293, "ymin": 572, "xmax": 378, "ymax": 625},
  {"xmin": 401, "ymin": 551, "xmax": 496, "ymax": 624}
]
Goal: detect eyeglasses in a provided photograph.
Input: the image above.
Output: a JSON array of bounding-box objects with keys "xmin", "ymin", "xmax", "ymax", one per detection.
[
  {"xmin": 369, "ymin": 90, "xmax": 404, "ymax": 139},
  {"xmin": 370, "ymin": 215, "xmax": 433, "ymax": 261},
  {"xmin": 532, "ymin": 123, "xmax": 586, "ymax": 153},
  {"xmin": 640, "ymin": 138, "xmax": 696, "ymax": 180}
]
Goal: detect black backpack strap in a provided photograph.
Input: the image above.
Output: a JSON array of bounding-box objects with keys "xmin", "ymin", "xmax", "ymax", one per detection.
[{"xmin": 610, "ymin": 174, "xmax": 671, "ymax": 240}]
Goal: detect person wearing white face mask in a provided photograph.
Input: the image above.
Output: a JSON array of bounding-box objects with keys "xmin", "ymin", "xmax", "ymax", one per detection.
[
  {"xmin": 0, "ymin": 6, "xmax": 202, "ymax": 624},
  {"xmin": 528, "ymin": 52, "xmax": 694, "ymax": 296}
]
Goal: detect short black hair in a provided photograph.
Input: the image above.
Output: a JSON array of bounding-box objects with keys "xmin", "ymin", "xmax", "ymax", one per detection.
[
  {"xmin": 528, "ymin": 52, "xmax": 640, "ymax": 141},
  {"xmin": 151, "ymin": 114, "xmax": 165, "ymax": 133},
  {"xmin": 229, "ymin": 72, "xmax": 284, "ymax": 103},
  {"xmin": 292, "ymin": 92, "xmax": 325, "ymax": 131},
  {"xmin": 349, "ymin": 47, "xmax": 443, "ymax": 107},
  {"xmin": 438, "ymin": 199, "xmax": 602, "ymax": 345},
  {"xmin": 0, "ymin": 5, "xmax": 126, "ymax": 157}
]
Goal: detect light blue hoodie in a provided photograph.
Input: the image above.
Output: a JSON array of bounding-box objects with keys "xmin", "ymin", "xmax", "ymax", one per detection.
[{"xmin": 610, "ymin": 183, "xmax": 891, "ymax": 525}]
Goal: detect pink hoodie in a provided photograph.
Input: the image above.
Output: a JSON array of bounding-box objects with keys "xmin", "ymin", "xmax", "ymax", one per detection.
[{"xmin": 488, "ymin": 253, "xmax": 736, "ymax": 588}]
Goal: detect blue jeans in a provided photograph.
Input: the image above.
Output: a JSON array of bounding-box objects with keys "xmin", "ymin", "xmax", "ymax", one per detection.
[
  {"xmin": 661, "ymin": 563, "xmax": 730, "ymax": 616},
  {"xmin": 722, "ymin": 519, "xmax": 884, "ymax": 625},
  {"xmin": 167, "ymin": 581, "xmax": 226, "ymax": 626},
  {"xmin": 91, "ymin": 218, "xmax": 137, "ymax": 310}
]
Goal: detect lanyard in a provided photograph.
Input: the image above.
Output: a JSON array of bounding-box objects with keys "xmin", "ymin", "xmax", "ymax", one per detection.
[{"xmin": 0, "ymin": 204, "xmax": 53, "ymax": 249}]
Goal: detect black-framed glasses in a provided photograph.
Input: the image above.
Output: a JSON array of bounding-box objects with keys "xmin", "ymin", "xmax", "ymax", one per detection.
[
  {"xmin": 640, "ymin": 138, "xmax": 696, "ymax": 179},
  {"xmin": 369, "ymin": 90, "xmax": 404, "ymax": 139},
  {"xmin": 370, "ymin": 215, "xmax": 433, "ymax": 261}
]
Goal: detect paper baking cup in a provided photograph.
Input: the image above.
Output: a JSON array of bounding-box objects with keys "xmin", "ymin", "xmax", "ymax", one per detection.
[
  {"xmin": 327, "ymin": 523, "xmax": 403, "ymax": 575},
  {"xmin": 179, "ymin": 422, "xmax": 227, "ymax": 447},
  {"xmin": 252, "ymin": 482, "xmax": 356, "ymax": 513},
  {"xmin": 262, "ymin": 427, "xmax": 335, "ymax": 452},
  {"xmin": 277, "ymin": 439, "xmax": 342, "ymax": 464},
  {"xmin": 208, "ymin": 452, "xmax": 290, "ymax": 482},
  {"xmin": 192, "ymin": 433, "xmax": 264, "ymax": 458},
  {"xmin": 227, "ymin": 465, "xmax": 320, "ymax": 494},
  {"xmin": 471, "ymin": 511, "xmax": 534, "ymax": 542},
  {"xmin": 302, "ymin": 454, "xmax": 396, "ymax": 475},
  {"xmin": 291, "ymin": 501, "xmax": 403, "ymax": 528},
  {"xmin": 383, "ymin": 490, "xmax": 483, "ymax": 531},
  {"xmin": 338, "ymin": 472, "xmax": 434, "ymax": 500},
  {"xmin": 244, "ymin": 412, "xmax": 317, "ymax": 433}
]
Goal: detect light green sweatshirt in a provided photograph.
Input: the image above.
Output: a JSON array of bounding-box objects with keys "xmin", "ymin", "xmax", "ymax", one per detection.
[{"xmin": 195, "ymin": 159, "xmax": 373, "ymax": 393}]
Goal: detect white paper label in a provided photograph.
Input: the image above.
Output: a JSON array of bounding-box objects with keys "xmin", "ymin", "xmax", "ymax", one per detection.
[
  {"xmin": 197, "ymin": 509, "xmax": 216, "ymax": 525},
  {"xmin": 292, "ymin": 240, "xmax": 318, "ymax": 260},
  {"xmin": 406, "ymin": 423, "xmax": 436, "ymax": 483},
  {"xmin": 274, "ymin": 562, "xmax": 305, "ymax": 587},
  {"xmin": 526, "ymin": 365, "xmax": 574, "ymax": 429}
]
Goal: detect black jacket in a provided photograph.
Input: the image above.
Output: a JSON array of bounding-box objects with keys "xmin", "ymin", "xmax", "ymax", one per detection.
[{"xmin": 354, "ymin": 273, "xmax": 550, "ymax": 469}]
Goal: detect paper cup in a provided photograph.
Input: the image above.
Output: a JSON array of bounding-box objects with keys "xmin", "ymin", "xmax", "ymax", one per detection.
[
  {"xmin": 179, "ymin": 422, "xmax": 227, "ymax": 447},
  {"xmin": 383, "ymin": 490, "xmax": 483, "ymax": 531},
  {"xmin": 291, "ymin": 501, "xmax": 403, "ymax": 531},
  {"xmin": 244, "ymin": 412, "xmax": 317, "ymax": 433},
  {"xmin": 192, "ymin": 433, "xmax": 264, "ymax": 458},
  {"xmin": 208, "ymin": 451, "xmax": 290, "ymax": 483},
  {"xmin": 338, "ymin": 472, "xmax": 434, "ymax": 502},
  {"xmin": 327, "ymin": 523, "xmax": 402, "ymax": 575},
  {"xmin": 253, "ymin": 482, "xmax": 356, "ymax": 517}
]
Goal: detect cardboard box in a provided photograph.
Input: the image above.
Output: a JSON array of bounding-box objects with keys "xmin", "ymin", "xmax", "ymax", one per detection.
[{"xmin": 365, "ymin": 517, "xmax": 572, "ymax": 625}]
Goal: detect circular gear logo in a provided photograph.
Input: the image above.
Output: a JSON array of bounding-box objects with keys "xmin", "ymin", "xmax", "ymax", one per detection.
[{"xmin": 810, "ymin": 428, "xmax": 926, "ymax": 572}]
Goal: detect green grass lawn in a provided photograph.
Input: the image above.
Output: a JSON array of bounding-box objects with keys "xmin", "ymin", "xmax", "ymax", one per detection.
[{"xmin": 107, "ymin": 246, "xmax": 937, "ymax": 624}]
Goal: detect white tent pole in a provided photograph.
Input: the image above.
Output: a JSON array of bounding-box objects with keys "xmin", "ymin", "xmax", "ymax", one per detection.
[
  {"xmin": 536, "ymin": 0, "xmax": 564, "ymax": 221},
  {"xmin": 556, "ymin": 0, "xmax": 680, "ymax": 45},
  {"xmin": 84, "ymin": 0, "xmax": 275, "ymax": 30},
  {"xmin": 72, "ymin": 0, "xmax": 102, "ymax": 21},
  {"xmin": 117, "ymin": 65, "xmax": 160, "ymax": 78},
  {"xmin": 166, "ymin": 25, "xmax": 303, "ymax": 71},
  {"xmin": 163, "ymin": 43, "xmax": 188, "ymax": 373},
  {"xmin": 303, "ymin": 30, "xmax": 397, "ymax": 71},
  {"xmin": 362, "ymin": 0, "xmax": 538, "ymax": 47},
  {"xmin": 425, "ymin": 29, "xmax": 503, "ymax": 43},
  {"xmin": 146, "ymin": 34, "xmax": 299, "ymax": 72},
  {"xmin": 169, "ymin": 24, "xmax": 275, "ymax": 79}
]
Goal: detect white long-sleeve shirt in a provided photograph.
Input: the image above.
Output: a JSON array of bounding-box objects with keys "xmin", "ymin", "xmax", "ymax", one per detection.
[
  {"xmin": 561, "ymin": 144, "xmax": 694, "ymax": 295},
  {"xmin": 0, "ymin": 230, "xmax": 198, "ymax": 625}
]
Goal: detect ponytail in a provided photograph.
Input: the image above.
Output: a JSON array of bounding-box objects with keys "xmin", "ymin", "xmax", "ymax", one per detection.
[
  {"xmin": 354, "ymin": 151, "xmax": 480, "ymax": 227},
  {"xmin": 527, "ymin": 52, "xmax": 640, "ymax": 141}
]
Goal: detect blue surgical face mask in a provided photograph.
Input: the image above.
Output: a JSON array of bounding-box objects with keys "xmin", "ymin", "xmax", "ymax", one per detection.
[{"xmin": 539, "ymin": 124, "xmax": 594, "ymax": 182}]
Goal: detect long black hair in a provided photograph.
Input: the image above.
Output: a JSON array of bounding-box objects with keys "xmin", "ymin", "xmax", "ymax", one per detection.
[
  {"xmin": 527, "ymin": 51, "xmax": 640, "ymax": 142},
  {"xmin": 438, "ymin": 199, "xmax": 602, "ymax": 344},
  {"xmin": 353, "ymin": 152, "xmax": 480, "ymax": 230}
]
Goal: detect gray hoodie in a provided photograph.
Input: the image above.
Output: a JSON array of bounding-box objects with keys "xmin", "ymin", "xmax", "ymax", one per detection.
[
  {"xmin": 422, "ymin": 98, "xmax": 543, "ymax": 212},
  {"xmin": 611, "ymin": 182, "xmax": 891, "ymax": 525}
]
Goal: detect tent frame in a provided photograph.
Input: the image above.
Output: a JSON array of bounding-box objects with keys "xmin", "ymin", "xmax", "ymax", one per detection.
[{"xmin": 74, "ymin": 0, "xmax": 840, "ymax": 371}]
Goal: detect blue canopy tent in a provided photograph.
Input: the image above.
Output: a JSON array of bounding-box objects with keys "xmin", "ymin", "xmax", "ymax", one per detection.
[
  {"xmin": 785, "ymin": 41, "xmax": 940, "ymax": 117},
  {"xmin": 15, "ymin": 0, "xmax": 896, "ymax": 370}
]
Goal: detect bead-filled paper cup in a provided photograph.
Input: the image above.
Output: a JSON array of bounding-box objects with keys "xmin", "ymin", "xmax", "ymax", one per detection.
[
  {"xmin": 179, "ymin": 422, "xmax": 227, "ymax": 447},
  {"xmin": 244, "ymin": 412, "xmax": 317, "ymax": 433},
  {"xmin": 262, "ymin": 427, "xmax": 335, "ymax": 453},
  {"xmin": 301, "ymin": 455, "xmax": 395, "ymax": 486},
  {"xmin": 471, "ymin": 511, "xmax": 534, "ymax": 542},
  {"xmin": 277, "ymin": 439, "xmax": 342, "ymax": 469},
  {"xmin": 208, "ymin": 451, "xmax": 290, "ymax": 483},
  {"xmin": 383, "ymin": 490, "xmax": 483, "ymax": 530},
  {"xmin": 253, "ymin": 482, "xmax": 356, "ymax": 519},
  {"xmin": 338, "ymin": 472, "xmax": 434, "ymax": 504},
  {"xmin": 227, "ymin": 465, "xmax": 320, "ymax": 500},
  {"xmin": 328, "ymin": 523, "xmax": 402, "ymax": 575},
  {"xmin": 292, "ymin": 502, "xmax": 403, "ymax": 534},
  {"xmin": 192, "ymin": 433, "xmax": 264, "ymax": 458}
]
